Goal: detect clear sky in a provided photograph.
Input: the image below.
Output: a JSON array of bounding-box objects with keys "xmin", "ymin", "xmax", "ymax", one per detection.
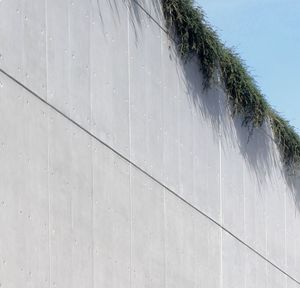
[{"xmin": 198, "ymin": 0, "xmax": 300, "ymax": 132}]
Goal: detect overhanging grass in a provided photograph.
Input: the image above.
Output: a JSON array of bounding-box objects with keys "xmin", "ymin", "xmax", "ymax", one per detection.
[{"xmin": 162, "ymin": 0, "xmax": 300, "ymax": 172}]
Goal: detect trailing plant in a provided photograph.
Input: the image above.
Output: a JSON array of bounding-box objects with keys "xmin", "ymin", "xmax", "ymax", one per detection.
[
  {"xmin": 270, "ymin": 111, "xmax": 300, "ymax": 170},
  {"xmin": 162, "ymin": 0, "xmax": 300, "ymax": 172}
]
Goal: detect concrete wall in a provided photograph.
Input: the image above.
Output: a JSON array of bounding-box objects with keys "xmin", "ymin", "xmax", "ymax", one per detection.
[{"xmin": 0, "ymin": 0, "xmax": 300, "ymax": 287}]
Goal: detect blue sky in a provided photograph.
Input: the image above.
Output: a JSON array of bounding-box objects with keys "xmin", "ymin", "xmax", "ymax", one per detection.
[{"xmin": 198, "ymin": 0, "xmax": 300, "ymax": 132}]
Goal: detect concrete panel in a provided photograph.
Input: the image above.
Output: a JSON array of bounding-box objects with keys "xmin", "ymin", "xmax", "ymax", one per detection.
[
  {"xmin": 69, "ymin": 0, "xmax": 91, "ymax": 129},
  {"xmin": 48, "ymin": 109, "xmax": 93, "ymax": 287},
  {"xmin": 265, "ymin": 148, "xmax": 286, "ymax": 270},
  {"xmin": 0, "ymin": 0, "xmax": 23, "ymax": 84},
  {"xmin": 245, "ymin": 248, "xmax": 267, "ymax": 288},
  {"xmin": 285, "ymin": 178, "xmax": 300, "ymax": 281},
  {"xmin": 220, "ymin": 99, "xmax": 245, "ymax": 238},
  {"xmin": 287, "ymin": 277, "xmax": 300, "ymax": 288},
  {"xmin": 48, "ymin": 110, "xmax": 73, "ymax": 287},
  {"xmin": 0, "ymin": 74, "xmax": 49, "ymax": 287},
  {"xmin": 69, "ymin": 126, "xmax": 93, "ymax": 287},
  {"xmin": 243, "ymin": 129, "xmax": 268, "ymax": 256},
  {"xmin": 133, "ymin": 0, "xmax": 163, "ymax": 26},
  {"xmin": 131, "ymin": 169, "xmax": 165, "ymax": 288},
  {"xmin": 244, "ymin": 165, "xmax": 267, "ymax": 256},
  {"xmin": 23, "ymin": 0, "xmax": 47, "ymax": 98},
  {"xmin": 92, "ymin": 139, "xmax": 131, "ymax": 288},
  {"xmin": 266, "ymin": 263, "xmax": 286, "ymax": 288},
  {"xmin": 165, "ymin": 192, "xmax": 221, "ymax": 288},
  {"xmin": 222, "ymin": 232, "xmax": 246, "ymax": 288},
  {"xmin": 193, "ymin": 205, "xmax": 221, "ymax": 288},
  {"xmin": 161, "ymin": 35, "xmax": 180, "ymax": 193},
  {"xmin": 161, "ymin": 33, "xmax": 221, "ymax": 223},
  {"xmin": 190, "ymin": 69, "xmax": 221, "ymax": 222},
  {"xmin": 165, "ymin": 193, "xmax": 197, "ymax": 288},
  {"xmin": 286, "ymin": 278, "xmax": 299, "ymax": 288},
  {"xmin": 1, "ymin": 0, "xmax": 300, "ymax": 286},
  {"xmin": 177, "ymin": 62, "xmax": 195, "ymax": 202},
  {"xmin": 0, "ymin": 0, "xmax": 47, "ymax": 99},
  {"xmin": 21, "ymin": 89, "xmax": 49, "ymax": 287},
  {"xmin": 294, "ymin": 178, "xmax": 300, "ymax": 282},
  {"xmin": 129, "ymin": 6, "xmax": 164, "ymax": 180},
  {"xmin": 286, "ymin": 188, "xmax": 295, "ymax": 278},
  {"xmin": 90, "ymin": 0, "xmax": 130, "ymax": 158},
  {"xmin": 46, "ymin": 0, "xmax": 70, "ymax": 115}
]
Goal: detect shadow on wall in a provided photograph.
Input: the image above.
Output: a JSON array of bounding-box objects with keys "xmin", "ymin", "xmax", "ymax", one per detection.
[
  {"xmin": 95, "ymin": 0, "xmax": 130, "ymax": 34},
  {"xmin": 286, "ymin": 172, "xmax": 300, "ymax": 212},
  {"xmin": 179, "ymin": 54, "xmax": 274, "ymax": 180},
  {"xmin": 97, "ymin": 0, "xmax": 300, "ymax": 212},
  {"xmin": 180, "ymin": 55, "xmax": 221, "ymax": 142},
  {"xmin": 179, "ymin": 51, "xmax": 300, "ymax": 212},
  {"xmin": 96, "ymin": 0, "xmax": 161, "ymax": 46},
  {"xmin": 128, "ymin": 0, "xmax": 163, "ymax": 45},
  {"xmin": 128, "ymin": 0, "xmax": 144, "ymax": 45}
]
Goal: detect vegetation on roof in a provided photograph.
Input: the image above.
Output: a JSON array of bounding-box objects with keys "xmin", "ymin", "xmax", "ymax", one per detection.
[{"xmin": 162, "ymin": 0, "xmax": 300, "ymax": 173}]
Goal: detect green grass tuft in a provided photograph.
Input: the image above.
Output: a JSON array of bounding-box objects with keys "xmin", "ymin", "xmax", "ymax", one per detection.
[
  {"xmin": 219, "ymin": 48, "xmax": 270, "ymax": 129},
  {"xmin": 270, "ymin": 111, "xmax": 300, "ymax": 172},
  {"xmin": 162, "ymin": 0, "xmax": 300, "ymax": 172},
  {"xmin": 163, "ymin": 0, "xmax": 221, "ymax": 87}
]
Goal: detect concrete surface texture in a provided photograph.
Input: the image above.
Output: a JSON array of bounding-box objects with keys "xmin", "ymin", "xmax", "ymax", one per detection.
[{"xmin": 0, "ymin": 0, "xmax": 300, "ymax": 287}]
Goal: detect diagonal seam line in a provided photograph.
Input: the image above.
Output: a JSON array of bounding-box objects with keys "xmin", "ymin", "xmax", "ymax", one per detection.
[
  {"xmin": 0, "ymin": 67, "xmax": 299, "ymax": 285},
  {"xmin": 131, "ymin": 0, "xmax": 179, "ymax": 45},
  {"xmin": 131, "ymin": 0, "xmax": 169, "ymax": 35},
  {"xmin": 132, "ymin": 0, "xmax": 275, "ymax": 143}
]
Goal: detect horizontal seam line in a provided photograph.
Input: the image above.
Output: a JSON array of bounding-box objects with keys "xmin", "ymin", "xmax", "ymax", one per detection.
[{"xmin": 0, "ymin": 67, "xmax": 299, "ymax": 285}]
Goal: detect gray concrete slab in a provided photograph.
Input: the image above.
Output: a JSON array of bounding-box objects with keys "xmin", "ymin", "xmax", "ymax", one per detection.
[
  {"xmin": 69, "ymin": 0, "xmax": 91, "ymax": 130},
  {"xmin": 220, "ymin": 100, "xmax": 245, "ymax": 239},
  {"xmin": 23, "ymin": 0, "xmax": 47, "ymax": 99},
  {"xmin": 245, "ymin": 248, "xmax": 267, "ymax": 288},
  {"xmin": 222, "ymin": 231, "xmax": 246, "ymax": 288},
  {"xmin": 243, "ymin": 130, "xmax": 268, "ymax": 256},
  {"xmin": 265, "ymin": 149, "xmax": 286, "ymax": 269},
  {"xmin": 287, "ymin": 276, "xmax": 300, "ymax": 288},
  {"xmin": 46, "ymin": 0, "xmax": 70, "ymax": 115},
  {"xmin": 165, "ymin": 192, "xmax": 199, "ymax": 288},
  {"xmin": 0, "ymin": 74, "xmax": 49, "ymax": 287},
  {"xmin": 285, "ymin": 179, "xmax": 300, "ymax": 281},
  {"xmin": 48, "ymin": 110, "xmax": 73, "ymax": 288},
  {"xmin": 193, "ymin": 202, "xmax": 221, "ymax": 288},
  {"xmin": 161, "ymin": 35, "xmax": 180, "ymax": 194},
  {"xmin": 0, "ymin": 0, "xmax": 47, "ymax": 99},
  {"xmin": 92, "ymin": 139, "xmax": 131, "ymax": 288},
  {"xmin": 0, "ymin": 0, "xmax": 24, "ymax": 86},
  {"xmin": 132, "ymin": 0, "xmax": 164, "ymax": 26},
  {"xmin": 190, "ymin": 67, "xmax": 221, "ymax": 223},
  {"xmin": 69, "ymin": 126, "xmax": 93, "ymax": 287},
  {"xmin": 48, "ymin": 107, "xmax": 93, "ymax": 288},
  {"xmin": 1, "ymin": 0, "xmax": 300, "ymax": 286},
  {"xmin": 267, "ymin": 263, "xmax": 286, "ymax": 288},
  {"xmin": 162, "ymin": 26, "xmax": 221, "ymax": 224},
  {"xmin": 131, "ymin": 168, "xmax": 165, "ymax": 288},
  {"xmin": 129, "ymin": 5, "xmax": 164, "ymax": 180},
  {"xmin": 165, "ymin": 192, "xmax": 221, "ymax": 288},
  {"xmin": 90, "ymin": 0, "xmax": 130, "ymax": 158},
  {"xmin": 177, "ymin": 61, "xmax": 195, "ymax": 202}
]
